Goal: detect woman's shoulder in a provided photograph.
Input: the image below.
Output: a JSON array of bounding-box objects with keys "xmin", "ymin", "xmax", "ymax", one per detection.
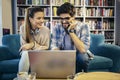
[
  {"xmin": 43, "ymin": 26, "xmax": 49, "ymax": 30},
  {"xmin": 41, "ymin": 26, "xmax": 50, "ymax": 32}
]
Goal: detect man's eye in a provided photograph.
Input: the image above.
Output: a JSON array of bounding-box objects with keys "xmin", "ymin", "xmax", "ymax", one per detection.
[
  {"xmin": 60, "ymin": 17, "xmax": 70, "ymax": 20},
  {"xmin": 65, "ymin": 17, "xmax": 70, "ymax": 20}
]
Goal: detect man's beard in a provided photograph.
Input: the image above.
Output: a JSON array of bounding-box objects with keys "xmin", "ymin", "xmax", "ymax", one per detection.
[{"xmin": 61, "ymin": 21, "xmax": 70, "ymax": 29}]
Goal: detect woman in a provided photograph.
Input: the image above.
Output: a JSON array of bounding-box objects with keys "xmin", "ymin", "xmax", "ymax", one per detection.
[{"xmin": 19, "ymin": 7, "xmax": 50, "ymax": 72}]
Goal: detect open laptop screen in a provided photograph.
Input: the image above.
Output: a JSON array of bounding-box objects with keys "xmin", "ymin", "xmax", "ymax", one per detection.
[{"xmin": 28, "ymin": 50, "xmax": 76, "ymax": 79}]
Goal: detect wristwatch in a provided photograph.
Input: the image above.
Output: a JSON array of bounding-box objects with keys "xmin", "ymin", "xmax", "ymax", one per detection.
[{"xmin": 68, "ymin": 29, "xmax": 75, "ymax": 33}]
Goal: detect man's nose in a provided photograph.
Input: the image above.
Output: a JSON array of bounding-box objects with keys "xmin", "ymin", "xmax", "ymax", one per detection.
[
  {"xmin": 63, "ymin": 20, "xmax": 66, "ymax": 23},
  {"xmin": 62, "ymin": 20, "xmax": 68, "ymax": 24}
]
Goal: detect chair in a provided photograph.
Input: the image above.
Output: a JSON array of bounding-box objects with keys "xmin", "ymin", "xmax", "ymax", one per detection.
[
  {"xmin": 0, "ymin": 34, "xmax": 20, "ymax": 80},
  {"xmin": 88, "ymin": 34, "xmax": 120, "ymax": 72},
  {"xmin": 0, "ymin": 34, "xmax": 120, "ymax": 80}
]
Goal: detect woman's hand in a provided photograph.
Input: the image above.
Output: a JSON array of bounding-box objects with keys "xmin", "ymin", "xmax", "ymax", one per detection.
[{"xmin": 19, "ymin": 42, "xmax": 34, "ymax": 51}]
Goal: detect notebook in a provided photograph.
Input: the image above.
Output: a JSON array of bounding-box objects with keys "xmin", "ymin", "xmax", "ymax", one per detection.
[{"xmin": 28, "ymin": 50, "xmax": 76, "ymax": 79}]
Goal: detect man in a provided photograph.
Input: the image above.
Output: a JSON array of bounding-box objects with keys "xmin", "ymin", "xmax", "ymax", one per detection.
[{"xmin": 51, "ymin": 2, "xmax": 90, "ymax": 73}]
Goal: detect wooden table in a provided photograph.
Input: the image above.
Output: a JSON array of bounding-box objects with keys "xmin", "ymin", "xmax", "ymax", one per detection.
[
  {"xmin": 36, "ymin": 79, "xmax": 67, "ymax": 80},
  {"xmin": 15, "ymin": 72, "xmax": 120, "ymax": 80},
  {"xmin": 36, "ymin": 72, "xmax": 120, "ymax": 80},
  {"xmin": 74, "ymin": 72, "xmax": 120, "ymax": 80}
]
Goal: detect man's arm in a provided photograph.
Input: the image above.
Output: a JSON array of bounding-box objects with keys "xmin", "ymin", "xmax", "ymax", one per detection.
[
  {"xmin": 69, "ymin": 32, "xmax": 85, "ymax": 53},
  {"xmin": 68, "ymin": 24, "xmax": 90, "ymax": 54}
]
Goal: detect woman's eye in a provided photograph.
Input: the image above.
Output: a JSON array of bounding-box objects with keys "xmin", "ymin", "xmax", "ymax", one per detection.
[{"xmin": 37, "ymin": 17, "xmax": 44, "ymax": 20}]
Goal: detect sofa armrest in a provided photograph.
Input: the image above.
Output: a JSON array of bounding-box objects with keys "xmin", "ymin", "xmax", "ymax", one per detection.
[
  {"xmin": 0, "ymin": 45, "xmax": 15, "ymax": 61},
  {"xmin": 96, "ymin": 43, "xmax": 120, "ymax": 72}
]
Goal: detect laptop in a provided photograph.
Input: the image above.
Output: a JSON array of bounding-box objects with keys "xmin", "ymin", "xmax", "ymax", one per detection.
[{"xmin": 28, "ymin": 50, "xmax": 76, "ymax": 79}]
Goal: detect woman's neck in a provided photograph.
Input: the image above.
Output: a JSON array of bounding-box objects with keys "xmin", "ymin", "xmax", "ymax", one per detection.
[{"xmin": 31, "ymin": 25, "xmax": 37, "ymax": 30}]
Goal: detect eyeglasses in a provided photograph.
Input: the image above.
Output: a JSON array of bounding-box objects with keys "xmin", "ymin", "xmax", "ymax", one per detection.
[{"xmin": 60, "ymin": 17, "xmax": 70, "ymax": 21}]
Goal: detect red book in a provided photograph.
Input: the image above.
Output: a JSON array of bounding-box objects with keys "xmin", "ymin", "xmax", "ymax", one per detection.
[{"xmin": 99, "ymin": 0, "xmax": 102, "ymax": 6}]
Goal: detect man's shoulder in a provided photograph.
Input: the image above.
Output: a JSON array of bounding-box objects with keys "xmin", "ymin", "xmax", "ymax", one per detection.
[
  {"xmin": 53, "ymin": 23, "xmax": 63, "ymax": 30},
  {"xmin": 77, "ymin": 21, "xmax": 85, "ymax": 26},
  {"xmin": 54, "ymin": 23, "xmax": 62, "ymax": 28},
  {"xmin": 77, "ymin": 22, "xmax": 88, "ymax": 28}
]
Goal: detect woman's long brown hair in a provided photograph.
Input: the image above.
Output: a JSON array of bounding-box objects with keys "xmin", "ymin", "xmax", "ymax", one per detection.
[
  {"xmin": 24, "ymin": 7, "xmax": 32, "ymax": 43},
  {"xmin": 24, "ymin": 7, "xmax": 44, "ymax": 43}
]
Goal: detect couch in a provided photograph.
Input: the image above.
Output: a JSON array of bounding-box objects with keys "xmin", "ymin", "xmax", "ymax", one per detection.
[
  {"xmin": 88, "ymin": 34, "xmax": 120, "ymax": 72},
  {"xmin": 0, "ymin": 34, "xmax": 20, "ymax": 80},
  {"xmin": 0, "ymin": 34, "xmax": 120, "ymax": 80}
]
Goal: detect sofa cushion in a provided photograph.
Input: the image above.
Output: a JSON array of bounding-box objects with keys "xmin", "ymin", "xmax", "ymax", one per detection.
[
  {"xmin": 0, "ymin": 73, "xmax": 17, "ymax": 80},
  {"xmin": 0, "ymin": 46, "xmax": 15, "ymax": 61},
  {"xmin": 90, "ymin": 34, "xmax": 105, "ymax": 55},
  {"xmin": 0, "ymin": 59, "xmax": 19, "ymax": 73},
  {"xmin": 88, "ymin": 55, "xmax": 113, "ymax": 70},
  {"xmin": 2, "ymin": 34, "xmax": 21, "ymax": 58}
]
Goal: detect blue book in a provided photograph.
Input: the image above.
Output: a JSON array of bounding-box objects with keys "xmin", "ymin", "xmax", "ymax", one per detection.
[{"xmin": 28, "ymin": 0, "xmax": 32, "ymax": 4}]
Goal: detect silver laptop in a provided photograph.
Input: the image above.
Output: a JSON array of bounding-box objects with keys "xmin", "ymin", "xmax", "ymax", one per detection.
[{"xmin": 28, "ymin": 50, "xmax": 76, "ymax": 79}]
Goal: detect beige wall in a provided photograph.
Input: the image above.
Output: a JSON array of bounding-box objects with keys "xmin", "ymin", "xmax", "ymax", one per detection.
[
  {"xmin": 0, "ymin": 0, "xmax": 2, "ymax": 45},
  {"xmin": 2, "ymin": 0, "xmax": 12, "ymax": 34}
]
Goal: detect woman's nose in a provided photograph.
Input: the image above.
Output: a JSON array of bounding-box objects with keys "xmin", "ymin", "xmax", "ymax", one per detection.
[{"xmin": 40, "ymin": 19, "xmax": 44, "ymax": 23}]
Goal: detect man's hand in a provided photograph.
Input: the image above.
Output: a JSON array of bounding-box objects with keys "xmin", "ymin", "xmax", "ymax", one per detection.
[
  {"xmin": 68, "ymin": 19, "xmax": 76, "ymax": 30},
  {"xmin": 63, "ymin": 19, "xmax": 77, "ymax": 34}
]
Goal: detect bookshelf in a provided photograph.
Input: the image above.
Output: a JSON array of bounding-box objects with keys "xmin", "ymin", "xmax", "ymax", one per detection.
[
  {"xmin": 51, "ymin": 0, "xmax": 116, "ymax": 44},
  {"xmin": 84, "ymin": 0, "xmax": 115, "ymax": 44},
  {"xmin": 16, "ymin": 0, "xmax": 51, "ymax": 33},
  {"xmin": 15, "ymin": 0, "xmax": 116, "ymax": 44}
]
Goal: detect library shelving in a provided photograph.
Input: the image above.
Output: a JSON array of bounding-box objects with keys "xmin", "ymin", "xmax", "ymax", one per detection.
[
  {"xmin": 85, "ymin": 0, "xmax": 115, "ymax": 44},
  {"xmin": 15, "ymin": 0, "xmax": 116, "ymax": 44},
  {"xmin": 16, "ymin": 0, "xmax": 51, "ymax": 33},
  {"xmin": 51, "ymin": 0, "xmax": 116, "ymax": 44}
]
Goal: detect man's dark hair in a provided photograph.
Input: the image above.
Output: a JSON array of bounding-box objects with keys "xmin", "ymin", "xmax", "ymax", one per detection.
[
  {"xmin": 57, "ymin": 2, "xmax": 75, "ymax": 17},
  {"xmin": 29, "ymin": 7, "xmax": 44, "ymax": 18}
]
